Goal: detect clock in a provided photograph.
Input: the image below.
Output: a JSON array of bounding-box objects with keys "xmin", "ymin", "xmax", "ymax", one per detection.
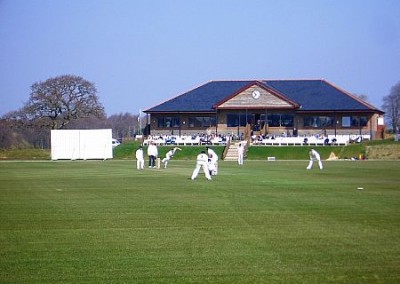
[{"xmin": 252, "ymin": 90, "xmax": 260, "ymax": 99}]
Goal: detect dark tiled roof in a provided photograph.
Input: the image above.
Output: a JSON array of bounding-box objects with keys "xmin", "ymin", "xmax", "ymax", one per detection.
[
  {"xmin": 145, "ymin": 79, "xmax": 382, "ymax": 113},
  {"xmin": 146, "ymin": 81, "xmax": 253, "ymax": 113},
  {"xmin": 262, "ymin": 80, "xmax": 377, "ymax": 111}
]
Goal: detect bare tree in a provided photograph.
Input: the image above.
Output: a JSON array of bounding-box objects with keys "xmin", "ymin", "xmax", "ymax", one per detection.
[
  {"xmin": 66, "ymin": 114, "xmax": 108, "ymax": 130},
  {"xmin": 107, "ymin": 112, "xmax": 138, "ymax": 139},
  {"xmin": 0, "ymin": 118, "xmax": 32, "ymax": 149},
  {"xmin": 0, "ymin": 119, "xmax": 14, "ymax": 149},
  {"xmin": 382, "ymin": 81, "xmax": 400, "ymax": 140},
  {"xmin": 1, "ymin": 75, "xmax": 106, "ymax": 149},
  {"xmin": 22, "ymin": 75, "xmax": 105, "ymax": 129}
]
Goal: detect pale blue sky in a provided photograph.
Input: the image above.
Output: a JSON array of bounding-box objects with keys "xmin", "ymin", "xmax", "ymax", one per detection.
[{"xmin": 0, "ymin": 0, "xmax": 399, "ymax": 117}]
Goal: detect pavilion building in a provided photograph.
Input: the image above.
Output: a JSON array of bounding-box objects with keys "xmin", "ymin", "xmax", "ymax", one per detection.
[{"xmin": 143, "ymin": 79, "xmax": 384, "ymax": 140}]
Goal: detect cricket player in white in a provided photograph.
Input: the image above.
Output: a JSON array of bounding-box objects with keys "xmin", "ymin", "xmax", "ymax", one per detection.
[
  {"xmin": 206, "ymin": 146, "xmax": 218, "ymax": 175},
  {"xmin": 135, "ymin": 146, "xmax": 144, "ymax": 170},
  {"xmin": 191, "ymin": 151, "xmax": 212, "ymax": 180},
  {"xmin": 162, "ymin": 147, "xmax": 182, "ymax": 168},
  {"xmin": 237, "ymin": 143, "xmax": 244, "ymax": 165},
  {"xmin": 307, "ymin": 148, "xmax": 323, "ymax": 170}
]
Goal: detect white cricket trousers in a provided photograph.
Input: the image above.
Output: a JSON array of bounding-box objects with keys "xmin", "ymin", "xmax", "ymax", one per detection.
[
  {"xmin": 191, "ymin": 162, "xmax": 212, "ymax": 180},
  {"xmin": 307, "ymin": 159, "xmax": 323, "ymax": 170},
  {"xmin": 137, "ymin": 159, "xmax": 144, "ymax": 170}
]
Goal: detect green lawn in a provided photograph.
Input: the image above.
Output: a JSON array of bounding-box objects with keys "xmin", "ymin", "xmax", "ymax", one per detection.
[{"xmin": 0, "ymin": 160, "xmax": 399, "ymax": 283}]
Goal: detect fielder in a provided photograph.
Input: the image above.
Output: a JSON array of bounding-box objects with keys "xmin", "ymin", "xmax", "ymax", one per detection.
[
  {"xmin": 161, "ymin": 147, "xmax": 182, "ymax": 168},
  {"xmin": 135, "ymin": 146, "xmax": 144, "ymax": 170},
  {"xmin": 237, "ymin": 143, "xmax": 244, "ymax": 165},
  {"xmin": 191, "ymin": 150, "xmax": 212, "ymax": 181},
  {"xmin": 307, "ymin": 148, "xmax": 323, "ymax": 170},
  {"xmin": 206, "ymin": 146, "xmax": 218, "ymax": 175}
]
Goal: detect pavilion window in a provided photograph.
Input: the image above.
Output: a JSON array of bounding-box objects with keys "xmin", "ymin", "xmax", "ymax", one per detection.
[
  {"xmin": 266, "ymin": 113, "xmax": 294, "ymax": 127},
  {"xmin": 342, "ymin": 116, "xmax": 351, "ymax": 128},
  {"xmin": 188, "ymin": 116, "xmax": 216, "ymax": 127},
  {"xmin": 350, "ymin": 116, "xmax": 367, "ymax": 127},
  {"xmin": 304, "ymin": 116, "xmax": 335, "ymax": 128},
  {"xmin": 227, "ymin": 113, "xmax": 253, "ymax": 127},
  {"xmin": 157, "ymin": 117, "xmax": 180, "ymax": 128}
]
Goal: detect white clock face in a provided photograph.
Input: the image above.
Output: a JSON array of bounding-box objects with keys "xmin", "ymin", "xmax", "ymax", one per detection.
[{"xmin": 252, "ymin": 90, "xmax": 260, "ymax": 99}]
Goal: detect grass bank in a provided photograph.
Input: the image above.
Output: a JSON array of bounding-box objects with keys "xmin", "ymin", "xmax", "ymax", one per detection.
[
  {"xmin": 0, "ymin": 148, "xmax": 50, "ymax": 160},
  {"xmin": 1, "ymin": 139, "xmax": 399, "ymax": 160},
  {"xmin": 116, "ymin": 138, "xmax": 400, "ymax": 160}
]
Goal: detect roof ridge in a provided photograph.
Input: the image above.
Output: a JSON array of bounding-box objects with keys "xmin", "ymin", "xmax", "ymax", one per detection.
[
  {"xmin": 209, "ymin": 78, "xmax": 326, "ymax": 82},
  {"xmin": 263, "ymin": 78, "xmax": 325, "ymax": 82}
]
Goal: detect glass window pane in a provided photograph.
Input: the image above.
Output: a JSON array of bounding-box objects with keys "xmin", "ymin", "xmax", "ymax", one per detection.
[
  {"xmin": 304, "ymin": 116, "xmax": 334, "ymax": 128},
  {"xmin": 360, "ymin": 116, "xmax": 367, "ymax": 127},
  {"xmin": 157, "ymin": 117, "xmax": 164, "ymax": 128},
  {"xmin": 281, "ymin": 114, "xmax": 294, "ymax": 127},
  {"xmin": 342, "ymin": 117, "xmax": 351, "ymax": 127},
  {"xmin": 188, "ymin": 116, "xmax": 217, "ymax": 127},
  {"xmin": 227, "ymin": 114, "xmax": 239, "ymax": 127},
  {"xmin": 268, "ymin": 114, "xmax": 281, "ymax": 127},
  {"xmin": 157, "ymin": 116, "xmax": 180, "ymax": 128}
]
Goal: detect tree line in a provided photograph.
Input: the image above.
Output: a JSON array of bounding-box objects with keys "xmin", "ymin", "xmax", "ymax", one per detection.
[
  {"xmin": 1, "ymin": 75, "xmax": 399, "ymax": 149},
  {"xmin": 0, "ymin": 75, "xmax": 143, "ymax": 149}
]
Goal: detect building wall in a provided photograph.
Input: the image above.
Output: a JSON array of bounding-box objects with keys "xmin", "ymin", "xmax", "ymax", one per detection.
[{"xmin": 218, "ymin": 86, "xmax": 293, "ymax": 109}]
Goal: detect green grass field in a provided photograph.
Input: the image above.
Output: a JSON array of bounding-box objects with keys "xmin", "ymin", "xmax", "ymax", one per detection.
[{"xmin": 1, "ymin": 160, "xmax": 399, "ymax": 283}]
